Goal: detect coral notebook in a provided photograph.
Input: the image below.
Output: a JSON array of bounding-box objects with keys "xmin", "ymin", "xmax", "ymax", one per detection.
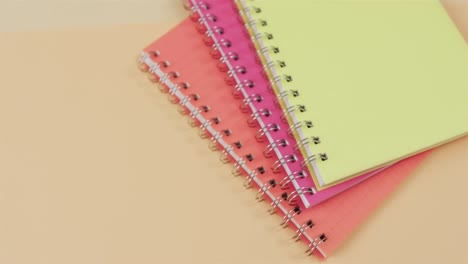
[
  {"xmin": 186, "ymin": 0, "xmax": 392, "ymax": 206},
  {"xmin": 237, "ymin": 0, "xmax": 468, "ymax": 187},
  {"xmin": 139, "ymin": 19, "xmax": 430, "ymax": 258}
]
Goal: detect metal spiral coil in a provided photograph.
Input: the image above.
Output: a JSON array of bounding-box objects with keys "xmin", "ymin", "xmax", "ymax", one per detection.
[
  {"xmin": 204, "ymin": 13, "xmax": 218, "ymax": 23},
  {"xmin": 287, "ymin": 121, "xmax": 314, "ymax": 137},
  {"xmin": 239, "ymin": 1, "xmax": 327, "ymax": 167},
  {"xmin": 276, "ymin": 90, "xmax": 300, "ymax": 105},
  {"xmin": 208, "ymin": 132, "xmax": 223, "ymax": 151},
  {"xmin": 177, "ymin": 81, "xmax": 191, "ymax": 90},
  {"xmin": 271, "ymin": 154, "xmax": 297, "ymax": 173},
  {"xmin": 287, "ymin": 187, "xmax": 316, "ymax": 206},
  {"xmin": 239, "ymin": 5, "xmax": 262, "ymax": 14},
  {"xmin": 280, "ymin": 105, "xmax": 306, "ymax": 123},
  {"xmin": 278, "ymin": 171, "xmax": 307, "ymax": 190},
  {"xmin": 219, "ymin": 144, "xmax": 235, "ymax": 163},
  {"xmin": 178, "ymin": 94, "xmax": 201, "ymax": 115},
  {"xmin": 243, "ymin": 169, "xmax": 260, "ymax": 189},
  {"xmin": 216, "ymin": 8, "xmax": 330, "ymax": 202},
  {"xmin": 259, "ymin": 45, "xmax": 280, "ymax": 55},
  {"xmin": 247, "ymin": 108, "xmax": 271, "ymax": 127},
  {"xmin": 268, "ymin": 192, "xmax": 289, "ymax": 214},
  {"xmin": 232, "ymin": 157, "xmax": 247, "ymax": 176},
  {"xmin": 216, "ymin": 38, "xmax": 232, "ymax": 48},
  {"xmin": 147, "ymin": 62, "xmax": 171, "ymax": 87},
  {"xmin": 240, "ymin": 94, "xmax": 263, "ymax": 112},
  {"xmin": 301, "ymin": 154, "xmax": 329, "ymax": 169},
  {"xmin": 141, "ymin": 43, "xmax": 325, "ymax": 262},
  {"xmin": 265, "ymin": 59, "xmax": 286, "ymax": 69},
  {"xmin": 246, "ymin": 18, "xmax": 268, "ymax": 28},
  {"xmin": 156, "ymin": 60, "xmax": 171, "ymax": 69},
  {"xmin": 188, "ymin": 105, "xmax": 212, "ymax": 128},
  {"xmin": 187, "ymin": 106, "xmax": 205, "ymax": 126},
  {"xmin": 227, "ymin": 65, "xmax": 247, "ymax": 76},
  {"xmin": 232, "ymin": 80, "xmax": 255, "ymax": 99},
  {"xmin": 182, "ymin": 0, "xmax": 210, "ymax": 11},
  {"xmin": 294, "ymin": 137, "xmax": 321, "ymax": 153},
  {"xmin": 210, "ymin": 25, "xmax": 225, "ymax": 35},
  {"xmin": 219, "ymin": 51, "xmax": 239, "ymax": 63},
  {"xmin": 293, "ymin": 220, "xmax": 315, "ymax": 242},
  {"xmin": 263, "ymin": 138, "xmax": 289, "ymax": 158},
  {"xmin": 305, "ymin": 234, "xmax": 328, "ymax": 256},
  {"xmin": 185, "ymin": 1, "xmax": 328, "ymax": 257},
  {"xmin": 145, "ymin": 45, "xmax": 320, "ymax": 255},
  {"xmin": 281, "ymin": 206, "xmax": 301, "ymax": 228},
  {"xmin": 198, "ymin": 118, "xmax": 212, "ymax": 138},
  {"xmin": 256, "ymin": 179, "xmax": 277, "ymax": 201},
  {"xmin": 255, "ymin": 124, "xmax": 280, "ymax": 142},
  {"xmin": 252, "ymin": 31, "xmax": 273, "ymax": 41}
]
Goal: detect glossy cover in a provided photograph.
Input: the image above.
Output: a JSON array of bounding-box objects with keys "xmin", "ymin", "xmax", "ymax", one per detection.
[{"xmin": 238, "ymin": 0, "xmax": 467, "ymax": 186}]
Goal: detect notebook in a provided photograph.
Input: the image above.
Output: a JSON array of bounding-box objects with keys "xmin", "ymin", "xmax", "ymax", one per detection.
[
  {"xmin": 186, "ymin": 0, "xmax": 390, "ymax": 206},
  {"xmin": 237, "ymin": 0, "xmax": 468, "ymax": 186},
  {"xmin": 139, "ymin": 18, "xmax": 430, "ymax": 258}
]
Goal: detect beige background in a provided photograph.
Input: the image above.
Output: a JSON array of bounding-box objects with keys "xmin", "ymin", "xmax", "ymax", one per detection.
[{"xmin": 0, "ymin": 1, "xmax": 467, "ymax": 264}]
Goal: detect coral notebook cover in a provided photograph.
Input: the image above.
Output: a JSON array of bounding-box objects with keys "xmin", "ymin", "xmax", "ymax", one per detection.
[
  {"xmin": 236, "ymin": 0, "xmax": 468, "ymax": 187},
  {"xmin": 186, "ymin": 0, "xmax": 392, "ymax": 207},
  {"xmin": 139, "ymin": 19, "xmax": 429, "ymax": 258}
]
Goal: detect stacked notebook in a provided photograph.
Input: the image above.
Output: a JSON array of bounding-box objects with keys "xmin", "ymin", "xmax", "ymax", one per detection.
[{"xmin": 138, "ymin": 0, "xmax": 467, "ymax": 259}]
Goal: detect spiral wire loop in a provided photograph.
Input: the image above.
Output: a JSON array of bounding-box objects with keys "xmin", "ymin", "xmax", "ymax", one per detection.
[
  {"xmin": 263, "ymin": 138, "xmax": 289, "ymax": 158},
  {"xmin": 268, "ymin": 192, "xmax": 289, "ymax": 214},
  {"xmin": 293, "ymin": 220, "xmax": 315, "ymax": 242},
  {"xmin": 176, "ymin": 0, "xmax": 329, "ymax": 257},
  {"xmin": 305, "ymin": 234, "xmax": 328, "ymax": 256},
  {"xmin": 140, "ymin": 42, "xmax": 324, "ymax": 259},
  {"xmin": 279, "ymin": 171, "xmax": 307, "ymax": 190},
  {"xmin": 287, "ymin": 187, "xmax": 316, "ymax": 206}
]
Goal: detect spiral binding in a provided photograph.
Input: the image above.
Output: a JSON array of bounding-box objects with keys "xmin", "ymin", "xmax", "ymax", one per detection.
[
  {"xmin": 140, "ymin": 47, "xmax": 326, "ymax": 258},
  {"xmin": 255, "ymin": 124, "xmax": 280, "ymax": 142},
  {"xmin": 237, "ymin": 0, "xmax": 328, "ymax": 163},
  {"xmin": 280, "ymin": 105, "xmax": 306, "ymax": 123},
  {"xmin": 301, "ymin": 154, "xmax": 329, "ymax": 170},
  {"xmin": 247, "ymin": 108, "xmax": 271, "ymax": 127},
  {"xmin": 256, "ymin": 179, "xmax": 277, "ymax": 201},
  {"xmin": 287, "ymin": 121, "xmax": 314, "ymax": 138},
  {"xmin": 243, "ymin": 170, "xmax": 258, "ymax": 189},
  {"xmin": 263, "ymin": 138, "xmax": 288, "ymax": 158},
  {"xmin": 293, "ymin": 220, "xmax": 315, "ymax": 242},
  {"xmin": 287, "ymin": 187, "xmax": 316, "ymax": 205},
  {"xmin": 268, "ymin": 191, "xmax": 288, "ymax": 214},
  {"xmin": 306, "ymin": 234, "xmax": 328, "ymax": 256},
  {"xmin": 271, "ymin": 154, "xmax": 297, "ymax": 173},
  {"xmin": 279, "ymin": 171, "xmax": 307, "ymax": 190},
  {"xmin": 294, "ymin": 137, "xmax": 322, "ymax": 153},
  {"xmin": 186, "ymin": 0, "xmax": 327, "ymax": 258},
  {"xmin": 233, "ymin": 80, "xmax": 255, "ymax": 98},
  {"xmin": 280, "ymin": 205, "xmax": 301, "ymax": 228},
  {"xmin": 240, "ymin": 94, "xmax": 263, "ymax": 112}
]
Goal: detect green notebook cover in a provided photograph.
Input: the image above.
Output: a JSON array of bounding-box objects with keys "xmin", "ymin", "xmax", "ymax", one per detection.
[{"xmin": 239, "ymin": 0, "xmax": 468, "ymax": 186}]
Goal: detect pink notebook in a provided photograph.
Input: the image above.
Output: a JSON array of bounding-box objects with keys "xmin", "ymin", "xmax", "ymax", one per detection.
[
  {"xmin": 139, "ymin": 19, "xmax": 430, "ymax": 258},
  {"xmin": 186, "ymin": 0, "xmax": 388, "ymax": 207}
]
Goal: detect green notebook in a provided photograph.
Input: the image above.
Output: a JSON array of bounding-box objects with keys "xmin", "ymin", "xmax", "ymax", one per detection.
[{"xmin": 239, "ymin": 0, "xmax": 468, "ymax": 187}]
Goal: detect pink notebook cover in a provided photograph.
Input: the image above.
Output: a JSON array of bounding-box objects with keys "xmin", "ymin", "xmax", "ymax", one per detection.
[
  {"xmin": 186, "ymin": 0, "xmax": 387, "ymax": 208},
  {"xmin": 139, "ymin": 19, "xmax": 430, "ymax": 258}
]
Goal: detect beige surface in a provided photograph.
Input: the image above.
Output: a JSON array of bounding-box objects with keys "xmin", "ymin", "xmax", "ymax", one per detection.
[
  {"xmin": 0, "ymin": 1, "xmax": 467, "ymax": 264},
  {"xmin": 442, "ymin": 0, "xmax": 468, "ymax": 43},
  {"xmin": 0, "ymin": 0, "xmax": 186, "ymax": 31}
]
